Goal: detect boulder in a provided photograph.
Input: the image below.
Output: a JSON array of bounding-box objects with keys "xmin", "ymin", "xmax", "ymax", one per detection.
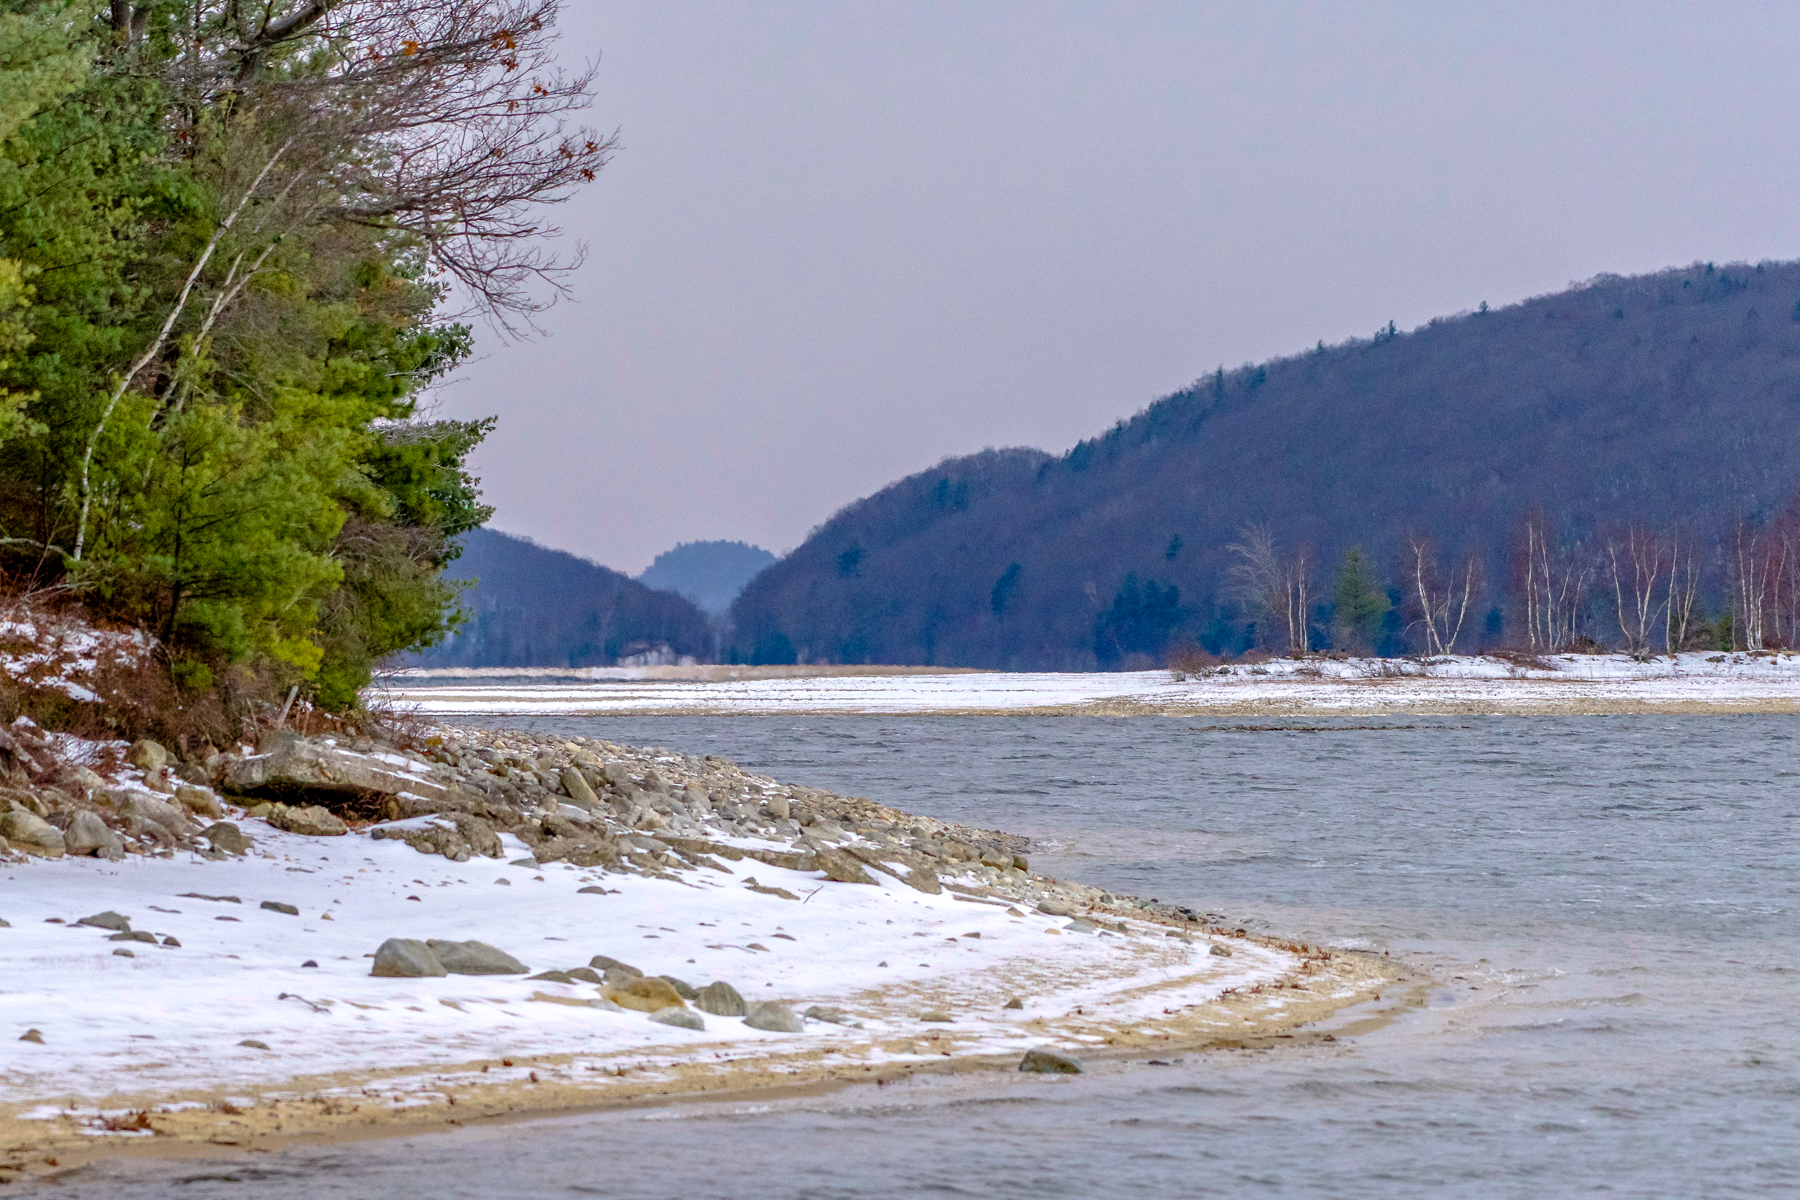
[
  {"xmin": 174, "ymin": 786, "xmax": 224, "ymax": 819},
  {"xmin": 804, "ymin": 1005, "xmax": 864, "ymax": 1028},
  {"xmin": 565, "ymin": 966, "xmax": 603, "ymax": 984},
  {"xmin": 604, "ymin": 976, "xmax": 685, "ymax": 1012},
  {"xmin": 202, "ymin": 821, "xmax": 252, "ymax": 855},
  {"xmin": 648, "ymin": 1006, "xmax": 706, "ymax": 1031},
  {"xmin": 814, "ymin": 848, "xmax": 877, "ymax": 885},
  {"xmin": 1019, "ymin": 1048, "xmax": 1083, "ymax": 1075},
  {"xmin": 427, "ymin": 939, "xmax": 528, "ymax": 975},
  {"xmin": 267, "ymin": 804, "xmax": 347, "ymax": 837},
  {"xmin": 743, "ymin": 1002, "xmax": 805, "ymax": 1033},
  {"xmin": 695, "ymin": 981, "xmax": 746, "ymax": 1016},
  {"xmin": 224, "ymin": 731, "xmax": 458, "ymax": 809},
  {"xmin": 64, "ymin": 811, "xmax": 124, "ymax": 860},
  {"xmin": 119, "ymin": 792, "xmax": 194, "ymax": 835},
  {"xmin": 588, "ymin": 955, "xmax": 641, "ymax": 977},
  {"xmin": 76, "ymin": 910, "xmax": 132, "ymax": 932},
  {"xmin": 371, "ymin": 938, "xmax": 446, "ymax": 977},
  {"xmin": 561, "ymin": 767, "xmax": 601, "ymax": 810},
  {"xmin": 1209, "ymin": 943, "xmax": 1233, "ymax": 957},
  {"xmin": 1037, "ymin": 899, "xmax": 1077, "ymax": 917},
  {"xmin": 260, "ymin": 901, "xmax": 299, "ymax": 915},
  {"xmin": 0, "ymin": 807, "xmax": 64, "ymax": 857},
  {"xmin": 126, "ymin": 740, "xmax": 169, "ymax": 773},
  {"xmin": 656, "ymin": 975, "xmax": 699, "ymax": 1000}
]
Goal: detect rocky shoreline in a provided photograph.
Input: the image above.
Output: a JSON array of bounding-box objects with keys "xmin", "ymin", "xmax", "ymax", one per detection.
[{"xmin": 0, "ymin": 721, "xmax": 1408, "ymax": 1182}]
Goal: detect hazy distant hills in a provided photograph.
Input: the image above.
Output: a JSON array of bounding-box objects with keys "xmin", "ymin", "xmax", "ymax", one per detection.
[
  {"xmin": 411, "ymin": 528, "xmax": 710, "ymax": 668},
  {"xmin": 637, "ymin": 540, "xmax": 777, "ymax": 616},
  {"xmin": 731, "ymin": 261, "xmax": 1800, "ymax": 668}
]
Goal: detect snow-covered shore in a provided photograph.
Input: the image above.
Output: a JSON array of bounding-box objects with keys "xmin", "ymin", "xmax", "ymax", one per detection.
[
  {"xmin": 378, "ymin": 652, "xmax": 1800, "ymax": 717},
  {"xmin": 0, "ymin": 725, "xmax": 1397, "ymax": 1177}
]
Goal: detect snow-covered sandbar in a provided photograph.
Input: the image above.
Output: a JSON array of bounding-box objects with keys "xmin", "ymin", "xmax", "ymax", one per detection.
[
  {"xmin": 379, "ymin": 652, "xmax": 1800, "ymax": 717},
  {"xmin": 0, "ymin": 725, "xmax": 1400, "ymax": 1178}
]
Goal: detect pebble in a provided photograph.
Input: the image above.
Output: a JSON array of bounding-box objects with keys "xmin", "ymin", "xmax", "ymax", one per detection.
[
  {"xmin": 260, "ymin": 901, "xmax": 299, "ymax": 916},
  {"xmin": 239, "ymin": 1040, "xmax": 270, "ymax": 1050},
  {"xmin": 112, "ymin": 948, "xmax": 134, "ymax": 958}
]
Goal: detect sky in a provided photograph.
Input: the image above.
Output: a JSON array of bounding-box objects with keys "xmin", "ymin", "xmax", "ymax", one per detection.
[{"xmin": 434, "ymin": 1, "xmax": 1800, "ymax": 575}]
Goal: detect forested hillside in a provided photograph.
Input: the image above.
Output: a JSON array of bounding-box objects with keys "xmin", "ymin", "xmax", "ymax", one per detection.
[
  {"xmin": 637, "ymin": 540, "xmax": 776, "ymax": 616},
  {"xmin": 733, "ymin": 262, "xmax": 1800, "ymax": 668},
  {"xmin": 413, "ymin": 529, "xmax": 711, "ymax": 668},
  {"xmin": 0, "ymin": 2, "xmax": 603, "ymax": 724}
]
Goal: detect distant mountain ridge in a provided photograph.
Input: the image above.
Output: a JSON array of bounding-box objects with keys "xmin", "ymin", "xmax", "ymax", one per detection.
[
  {"xmin": 412, "ymin": 528, "xmax": 709, "ymax": 668},
  {"xmin": 731, "ymin": 260, "xmax": 1800, "ymax": 668},
  {"xmin": 637, "ymin": 540, "xmax": 777, "ymax": 616}
]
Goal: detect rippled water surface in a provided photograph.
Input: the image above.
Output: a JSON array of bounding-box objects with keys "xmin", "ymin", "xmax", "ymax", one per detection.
[{"xmin": 54, "ymin": 716, "xmax": 1800, "ymax": 1198}]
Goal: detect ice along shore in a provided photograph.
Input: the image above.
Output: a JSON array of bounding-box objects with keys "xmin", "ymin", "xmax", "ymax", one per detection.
[{"xmin": 0, "ymin": 723, "xmax": 1405, "ymax": 1178}]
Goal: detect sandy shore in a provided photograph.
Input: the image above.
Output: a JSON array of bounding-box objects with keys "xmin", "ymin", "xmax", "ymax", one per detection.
[{"xmin": 0, "ymin": 725, "xmax": 1409, "ymax": 1182}]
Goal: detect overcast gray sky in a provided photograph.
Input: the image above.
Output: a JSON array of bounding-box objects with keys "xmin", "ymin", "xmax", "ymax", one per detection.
[{"xmin": 436, "ymin": 1, "xmax": 1800, "ymax": 575}]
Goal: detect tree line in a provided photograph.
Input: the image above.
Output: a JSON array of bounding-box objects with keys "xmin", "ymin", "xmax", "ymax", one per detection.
[
  {"xmin": 1208, "ymin": 496, "xmax": 1800, "ymax": 661},
  {"xmin": 0, "ymin": 1, "xmax": 601, "ymax": 720}
]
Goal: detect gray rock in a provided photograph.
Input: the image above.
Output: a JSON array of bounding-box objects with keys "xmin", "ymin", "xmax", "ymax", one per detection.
[
  {"xmin": 919, "ymin": 1010, "xmax": 954, "ymax": 1023},
  {"xmin": 371, "ymin": 937, "xmax": 446, "ymax": 977},
  {"xmin": 529, "ymin": 969, "xmax": 577, "ymax": 983},
  {"xmin": 65, "ymin": 811, "xmax": 124, "ymax": 860},
  {"xmin": 561, "ymin": 766, "xmax": 601, "ymax": 810},
  {"xmin": 1209, "ymin": 943, "xmax": 1233, "ymax": 957},
  {"xmin": 202, "ymin": 822, "xmax": 252, "ymax": 855},
  {"xmin": 110, "ymin": 930, "xmax": 157, "ymax": 943},
  {"xmin": 225, "ymin": 730, "xmax": 460, "ymax": 809},
  {"xmin": 0, "ymin": 807, "xmax": 64, "ymax": 857},
  {"xmin": 77, "ymin": 910, "xmax": 132, "ymax": 932},
  {"xmin": 119, "ymin": 792, "xmax": 193, "ymax": 836},
  {"xmin": 126, "ymin": 739, "xmax": 169, "ymax": 773},
  {"xmin": 602, "ymin": 965, "xmax": 641, "ymax": 986},
  {"xmin": 1037, "ymin": 899, "xmax": 1076, "ymax": 917},
  {"xmin": 174, "ymin": 786, "xmax": 224, "ymax": 819},
  {"xmin": 649, "ymin": 1006, "xmax": 706, "ymax": 1030},
  {"xmin": 656, "ymin": 975, "xmax": 699, "ymax": 1000},
  {"xmin": 19, "ymin": 1028, "xmax": 43, "ymax": 1043},
  {"xmin": 267, "ymin": 804, "xmax": 347, "ymax": 837},
  {"xmin": 112, "ymin": 947, "xmax": 134, "ymax": 957},
  {"xmin": 1065, "ymin": 918, "xmax": 1098, "ymax": 934},
  {"xmin": 261, "ymin": 901, "xmax": 299, "ymax": 915},
  {"xmin": 765, "ymin": 795, "xmax": 790, "ymax": 821},
  {"xmin": 239, "ymin": 1039, "xmax": 270, "ymax": 1050},
  {"xmin": 427, "ymin": 939, "xmax": 527, "ymax": 975},
  {"xmin": 814, "ymin": 848, "xmax": 877, "ymax": 885},
  {"xmin": 576, "ymin": 885, "xmax": 606, "ymax": 894},
  {"xmin": 743, "ymin": 1002, "xmax": 805, "ymax": 1033},
  {"xmin": 589, "ymin": 955, "xmax": 641, "ymax": 977},
  {"xmin": 1019, "ymin": 1048, "xmax": 1083, "ymax": 1074},
  {"xmin": 565, "ymin": 966, "xmax": 603, "ymax": 984},
  {"xmin": 0, "ymin": 917, "xmax": 10, "ymax": 927},
  {"xmin": 804, "ymin": 1005, "xmax": 864, "ymax": 1028},
  {"xmin": 695, "ymin": 981, "xmax": 746, "ymax": 1016}
]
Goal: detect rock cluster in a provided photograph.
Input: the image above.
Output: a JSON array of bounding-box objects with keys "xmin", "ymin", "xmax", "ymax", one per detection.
[
  {"xmin": 0, "ymin": 715, "xmax": 1211, "ymax": 930},
  {"xmin": 0, "ymin": 723, "xmax": 239, "ymax": 862}
]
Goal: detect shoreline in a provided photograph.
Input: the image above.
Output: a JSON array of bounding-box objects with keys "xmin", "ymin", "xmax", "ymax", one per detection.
[
  {"xmin": 372, "ymin": 653, "xmax": 1800, "ymax": 719},
  {"xmin": 0, "ymin": 721, "xmax": 1411, "ymax": 1182}
]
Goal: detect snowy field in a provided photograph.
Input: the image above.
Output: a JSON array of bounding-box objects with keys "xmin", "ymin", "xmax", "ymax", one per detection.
[
  {"xmin": 0, "ymin": 816, "xmax": 1305, "ymax": 1134},
  {"xmin": 377, "ymin": 652, "xmax": 1800, "ymax": 716}
]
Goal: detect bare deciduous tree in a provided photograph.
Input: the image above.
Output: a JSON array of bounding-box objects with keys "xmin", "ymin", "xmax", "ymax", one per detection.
[
  {"xmin": 1226, "ymin": 523, "xmax": 1313, "ymax": 654},
  {"xmin": 1405, "ymin": 534, "xmax": 1478, "ymax": 656},
  {"xmin": 1604, "ymin": 524, "xmax": 1667, "ymax": 656},
  {"xmin": 1519, "ymin": 510, "xmax": 1589, "ymax": 651}
]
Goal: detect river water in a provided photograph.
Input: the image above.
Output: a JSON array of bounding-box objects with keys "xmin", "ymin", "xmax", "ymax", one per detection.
[{"xmin": 48, "ymin": 716, "xmax": 1800, "ymax": 1198}]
